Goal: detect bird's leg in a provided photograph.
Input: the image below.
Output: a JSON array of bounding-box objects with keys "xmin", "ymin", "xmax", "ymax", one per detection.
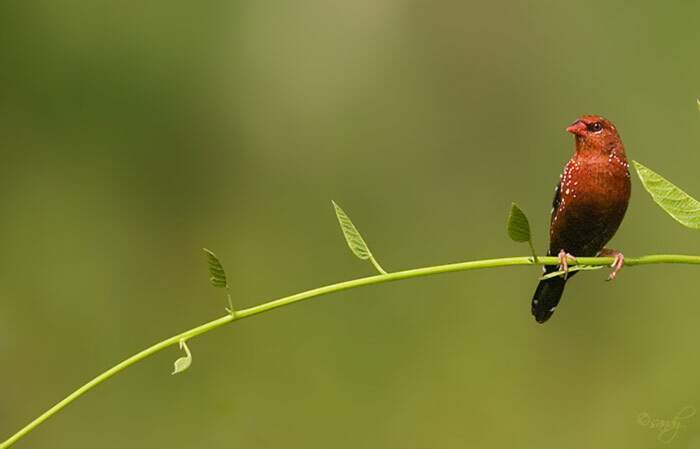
[
  {"xmin": 557, "ymin": 249, "xmax": 578, "ymax": 279},
  {"xmin": 599, "ymin": 248, "xmax": 624, "ymax": 281}
]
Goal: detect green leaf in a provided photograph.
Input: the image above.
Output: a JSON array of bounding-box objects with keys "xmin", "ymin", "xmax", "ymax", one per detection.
[
  {"xmin": 507, "ymin": 203, "xmax": 531, "ymax": 242},
  {"xmin": 332, "ymin": 201, "xmax": 372, "ymax": 260},
  {"xmin": 172, "ymin": 340, "xmax": 192, "ymax": 375},
  {"xmin": 203, "ymin": 248, "xmax": 228, "ymax": 288},
  {"xmin": 633, "ymin": 161, "xmax": 700, "ymax": 229},
  {"xmin": 697, "ymin": 98, "xmax": 700, "ymax": 111},
  {"xmin": 539, "ymin": 265, "xmax": 603, "ymax": 280}
]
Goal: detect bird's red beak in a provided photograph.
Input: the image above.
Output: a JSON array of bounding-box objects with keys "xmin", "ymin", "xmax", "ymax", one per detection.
[{"xmin": 566, "ymin": 120, "xmax": 587, "ymax": 136}]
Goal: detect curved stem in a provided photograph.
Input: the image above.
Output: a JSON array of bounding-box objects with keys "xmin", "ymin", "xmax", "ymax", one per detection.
[{"xmin": 3, "ymin": 254, "xmax": 700, "ymax": 448}]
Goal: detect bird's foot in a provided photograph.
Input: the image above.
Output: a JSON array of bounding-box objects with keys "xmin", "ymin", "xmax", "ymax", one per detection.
[
  {"xmin": 599, "ymin": 248, "xmax": 624, "ymax": 281},
  {"xmin": 557, "ymin": 249, "xmax": 578, "ymax": 279}
]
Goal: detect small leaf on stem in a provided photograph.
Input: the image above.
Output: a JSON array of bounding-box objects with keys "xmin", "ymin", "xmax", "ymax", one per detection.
[
  {"xmin": 507, "ymin": 203, "xmax": 531, "ymax": 242},
  {"xmin": 331, "ymin": 201, "xmax": 387, "ymax": 274},
  {"xmin": 507, "ymin": 203, "xmax": 538, "ymax": 262},
  {"xmin": 633, "ymin": 161, "xmax": 700, "ymax": 229},
  {"xmin": 332, "ymin": 201, "xmax": 372, "ymax": 260},
  {"xmin": 203, "ymin": 248, "xmax": 228, "ymax": 288},
  {"xmin": 172, "ymin": 340, "xmax": 192, "ymax": 375},
  {"xmin": 203, "ymin": 248, "xmax": 235, "ymax": 313}
]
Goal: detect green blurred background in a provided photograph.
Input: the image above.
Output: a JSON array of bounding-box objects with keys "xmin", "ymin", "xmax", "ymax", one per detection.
[{"xmin": 2, "ymin": 1, "xmax": 700, "ymax": 448}]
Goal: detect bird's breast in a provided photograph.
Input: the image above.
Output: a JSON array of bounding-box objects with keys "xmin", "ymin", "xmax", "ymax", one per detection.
[
  {"xmin": 560, "ymin": 154, "xmax": 630, "ymax": 206},
  {"xmin": 550, "ymin": 153, "xmax": 630, "ymax": 256}
]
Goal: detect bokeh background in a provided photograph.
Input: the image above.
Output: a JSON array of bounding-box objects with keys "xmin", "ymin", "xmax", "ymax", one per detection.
[{"xmin": 2, "ymin": 1, "xmax": 700, "ymax": 448}]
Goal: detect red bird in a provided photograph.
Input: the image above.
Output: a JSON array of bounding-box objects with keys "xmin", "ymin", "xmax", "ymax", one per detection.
[{"xmin": 532, "ymin": 115, "xmax": 631, "ymax": 323}]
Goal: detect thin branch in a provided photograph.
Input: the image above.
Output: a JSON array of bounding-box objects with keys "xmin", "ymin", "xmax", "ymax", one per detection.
[{"xmin": 3, "ymin": 253, "xmax": 700, "ymax": 448}]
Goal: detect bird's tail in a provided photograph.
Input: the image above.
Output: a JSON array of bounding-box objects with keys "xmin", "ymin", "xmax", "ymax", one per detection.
[{"xmin": 531, "ymin": 269, "xmax": 571, "ymax": 323}]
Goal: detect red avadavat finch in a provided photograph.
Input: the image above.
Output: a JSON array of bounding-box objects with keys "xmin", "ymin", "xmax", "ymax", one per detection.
[{"xmin": 532, "ymin": 115, "xmax": 631, "ymax": 323}]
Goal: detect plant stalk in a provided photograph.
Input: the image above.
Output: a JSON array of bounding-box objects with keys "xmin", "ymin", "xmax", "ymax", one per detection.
[{"xmin": 3, "ymin": 253, "xmax": 700, "ymax": 448}]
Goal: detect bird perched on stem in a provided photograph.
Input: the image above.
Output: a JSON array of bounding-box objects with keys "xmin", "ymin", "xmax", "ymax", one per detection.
[{"xmin": 532, "ymin": 115, "xmax": 631, "ymax": 323}]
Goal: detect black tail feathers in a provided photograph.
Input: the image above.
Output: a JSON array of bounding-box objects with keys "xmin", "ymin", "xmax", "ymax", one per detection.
[{"xmin": 531, "ymin": 271, "xmax": 571, "ymax": 323}]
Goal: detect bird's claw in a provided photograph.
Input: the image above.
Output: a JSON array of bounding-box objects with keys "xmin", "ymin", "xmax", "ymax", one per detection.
[
  {"xmin": 557, "ymin": 250, "xmax": 578, "ymax": 279},
  {"xmin": 606, "ymin": 252, "xmax": 625, "ymax": 281},
  {"xmin": 599, "ymin": 248, "xmax": 624, "ymax": 281}
]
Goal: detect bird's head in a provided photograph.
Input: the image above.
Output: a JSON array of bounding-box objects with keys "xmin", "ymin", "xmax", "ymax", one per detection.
[{"xmin": 566, "ymin": 115, "xmax": 624, "ymax": 155}]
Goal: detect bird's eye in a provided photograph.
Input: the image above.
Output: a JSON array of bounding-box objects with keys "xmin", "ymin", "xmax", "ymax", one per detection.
[{"xmin": 588, "ymin": 122, "xmax": 603, "ymax": 132}]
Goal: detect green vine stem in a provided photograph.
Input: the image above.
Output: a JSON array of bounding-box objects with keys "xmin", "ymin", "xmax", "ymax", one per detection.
[{"xmin": 3, "ymin": 253, "xmax": 700, "ymax": 448}]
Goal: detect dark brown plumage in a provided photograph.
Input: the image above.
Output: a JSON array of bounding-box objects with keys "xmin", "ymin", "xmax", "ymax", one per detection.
[{"xmin": 532, "ymin": 115, "xmax": 631, "ymax": 323}]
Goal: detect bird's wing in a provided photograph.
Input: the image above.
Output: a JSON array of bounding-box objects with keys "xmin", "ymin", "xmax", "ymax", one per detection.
[{"xmin": 550, "ymin": 182, "xmax": 561, "ymax": 224}]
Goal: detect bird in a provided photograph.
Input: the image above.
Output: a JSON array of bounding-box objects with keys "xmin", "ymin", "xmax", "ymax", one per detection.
[{"xmin": 531, "ymin": 115, "xmax": 631, "ymax": 323}]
